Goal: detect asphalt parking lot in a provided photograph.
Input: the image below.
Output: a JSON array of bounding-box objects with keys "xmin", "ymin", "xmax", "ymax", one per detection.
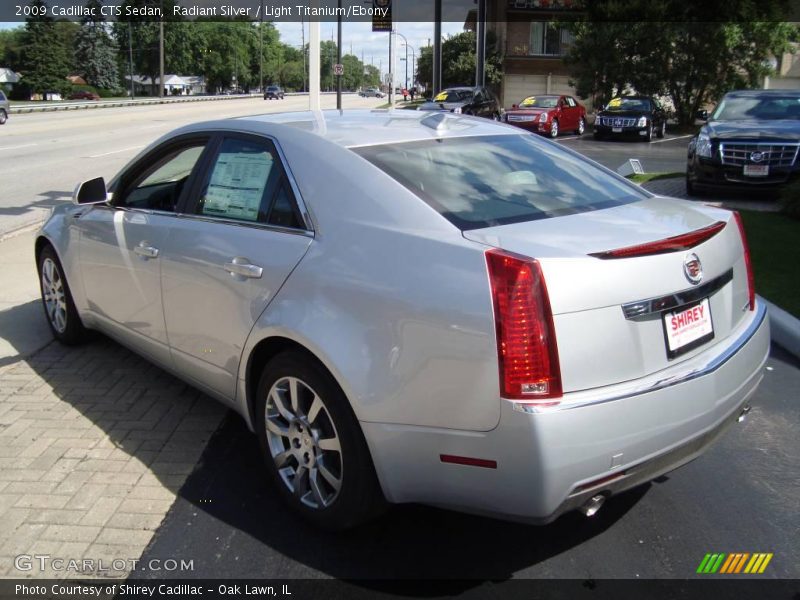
[{"xmin": 554, "ymin": 129, "xmax": 691, "ymax": 173}]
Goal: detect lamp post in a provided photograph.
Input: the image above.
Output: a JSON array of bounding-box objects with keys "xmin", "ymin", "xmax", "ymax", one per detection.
[
  {"xmin": 393, "ymin": 31, "xmax": 408, "ymax": 90},
  {"xmin": 401, "ymin": 43, "xmax": 416, "ymax": 92}
]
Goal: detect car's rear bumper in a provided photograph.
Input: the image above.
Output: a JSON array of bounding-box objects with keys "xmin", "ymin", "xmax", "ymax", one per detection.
[{"xmin": 362, "ymin": 301, "xmax": 769, "ymax": 523}]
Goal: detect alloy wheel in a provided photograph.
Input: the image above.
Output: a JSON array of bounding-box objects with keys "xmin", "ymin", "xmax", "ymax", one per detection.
[
  {"xmin": 41, "ymin": 258, "xmax": 67, "ymax": 333},
  {"xmin": 264, "ymin": 376, "xmax": 343, "ymax": 510},
  {"xmin": 550, "ymin": 120, "xmax": 559, "ymax": 138},
  {"xmin": 578, "ymin": 118, "xmax": 585, "ymax": 135}
]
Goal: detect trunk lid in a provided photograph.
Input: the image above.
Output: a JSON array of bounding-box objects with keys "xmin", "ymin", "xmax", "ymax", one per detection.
[{"xmin": 464, "ymin": 197, "xmax": 751, "ymax": 393}]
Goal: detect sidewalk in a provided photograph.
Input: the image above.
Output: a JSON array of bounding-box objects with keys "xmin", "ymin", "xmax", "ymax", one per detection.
[
  {"xmin": 0, "ymin": 229, "xmax": 226, "ymax": 578},
  {"xmin": 641, "ymin": 177, "xmax": 780, "ymax": 212}
]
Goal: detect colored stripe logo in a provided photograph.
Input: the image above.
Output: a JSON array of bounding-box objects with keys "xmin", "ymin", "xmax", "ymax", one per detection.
[{"xmin": 696, "ymin": 553, "xmax": 773, "ymax": 574}]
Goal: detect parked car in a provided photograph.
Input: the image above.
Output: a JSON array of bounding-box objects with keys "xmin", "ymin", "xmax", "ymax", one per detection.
[
  {"xmin": 418, "ymin": 86, "xmax": 502, "ymax": 120},
  {"xmin": 68, "ymin": 90, "xmax": 100, "ymax": 101},
  {"xmin": 37, "ymin": 110, "xmax": 768, "ymax": 530},
  {"xmin": 686, "ymin": 89, "xmax": 800, "ymax": 195},
  {"xmin": 0, "ymin": 90, "xmax": 9, "ymax": 125},
  {"xmin": 503, "ymin": 94, "xmax": 586, "ymax": 138},
  {"xmin": 264, "ymin": 85, "xmax": 285, "ymax": 100},
  {"xmin": 359, "ymin": 88, "xmax": 384, "ymax": 98},
  {"xmin": 594, "ymin": 95, "xmax": 667, "ymax": 141}
]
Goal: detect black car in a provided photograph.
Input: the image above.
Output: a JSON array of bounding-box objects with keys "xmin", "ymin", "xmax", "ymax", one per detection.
[
  {"xmin": 687, "ymin": 89, "xmax": 800, "ymax": 195},
  {"xmin": 594, "ymin": 95, "xmax": 667, "ymax": 142},
  {"xmin": 264, "ymin": 85, "xmax": 285, "ymax": 100},
  {"xmin": 417, "ymin": 86, "xmax": 501, "ymax": 121}
]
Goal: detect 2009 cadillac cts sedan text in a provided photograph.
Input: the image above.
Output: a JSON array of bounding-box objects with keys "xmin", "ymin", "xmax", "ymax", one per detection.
[{"xmin": 36, "ymin": 110, "xmax": 769, "ymax": 530}]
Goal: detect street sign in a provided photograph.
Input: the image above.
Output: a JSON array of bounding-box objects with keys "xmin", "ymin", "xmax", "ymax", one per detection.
[
  {"xmin": 372, "ymin": 0, "xmax": 392, "ymax": 32},
  {"xmin": 333, "ymin": 64, "xmax": 344, "ymax": 76}
]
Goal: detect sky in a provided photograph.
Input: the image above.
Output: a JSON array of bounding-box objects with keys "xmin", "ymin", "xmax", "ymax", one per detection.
[{"xmin": 0, "ymin": 20, "xmax": 466, "ymax": 83}]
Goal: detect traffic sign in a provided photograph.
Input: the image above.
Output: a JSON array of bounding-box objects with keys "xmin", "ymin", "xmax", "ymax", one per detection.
[{"xmin": 333, "ymin": 64, "xmax": 344, "ymax": 76}]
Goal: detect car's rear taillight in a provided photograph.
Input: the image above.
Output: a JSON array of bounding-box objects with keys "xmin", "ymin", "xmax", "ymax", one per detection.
[
  {"xmin": 485, "ymin": 248, "xmax": 562, "ymax": 404},
  {"xmin": 732, "ymin": 211, "xmax": 755, "ymax": 311}
]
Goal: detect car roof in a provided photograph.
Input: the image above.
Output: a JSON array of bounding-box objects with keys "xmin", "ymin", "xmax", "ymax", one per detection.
[
  {"xmin": 233, "ymin": 109, "xmax": 518, "ymax": 148},
  {"xmin": 724, "ymin": 89, "xmax": 800, "ymax": 97}
]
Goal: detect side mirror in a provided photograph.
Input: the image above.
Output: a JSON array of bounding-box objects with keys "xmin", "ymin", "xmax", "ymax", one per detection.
[
  {"xmin": 512, "ymin": 103, "xmax": 518, "ymax": 109},
  {"xmin": 696, "ymin": 109, "xmax": 708, "ymax": 121},
  {"xmin": 73, "ymin": 177, "xmax": 108, "ymax": 205}
]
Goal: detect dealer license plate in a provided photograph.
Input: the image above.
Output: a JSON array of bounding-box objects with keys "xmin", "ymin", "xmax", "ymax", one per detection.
[
  {"xmin": 663, "ymin": 298, "xmax": 714, "ymax": 359},
  {"xmin": 743, "ymin": 164, "xmax": 769, "ymax": 177},
  {"xmin": 612, "ymin": 127, "xmax": 623, "ymax": 133}
]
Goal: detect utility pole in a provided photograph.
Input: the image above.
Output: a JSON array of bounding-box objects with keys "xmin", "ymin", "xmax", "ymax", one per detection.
[
  {"xmin": 259, "ymin": 0, "xmax": 264, "ymax": 91},
  {"xmin": 336, "ymin": 0, "xmax": 342, "ymax": 109},
  {"xmin": 433, "ymin": 0, "xmax": 442, "ymax": 95},
  {"xmin": 388, "ymin": 30, "xmax": 393, "ymax": 105},
  {"xmin": 301, "ymin": 17, "xmax": 306, "ymax": 93},
  {"xmin": 159, "ymin": 0, "xmax": 164, "ymax": 97},
  {"xmin": 128, "ymin": 22, "xmax": 135, "ymax": 99},
  {"xmin": 309, "ymin": 4, "xmax": 320, "ymax": 111},
  {"xmin": 475, "ymin": 0, "xmax": 487, "ymax": 87}
]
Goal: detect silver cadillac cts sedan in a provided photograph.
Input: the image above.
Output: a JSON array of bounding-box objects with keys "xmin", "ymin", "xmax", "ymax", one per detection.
[{"xmin": 36, "ymin": 110, "xmax": 769, "ymax": 530}]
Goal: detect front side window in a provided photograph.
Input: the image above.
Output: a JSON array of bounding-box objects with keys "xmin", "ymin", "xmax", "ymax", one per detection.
[
  {"xmin": 120, "ymin": 143, "xmax": 206, "ymax": 211},
  {"xmin": 195, "ymin": 136, "xmax": 303, "ymax": 228},
  {"xmin": 356, "ymin": 135, "xmax": 645, "ymax": 230}
]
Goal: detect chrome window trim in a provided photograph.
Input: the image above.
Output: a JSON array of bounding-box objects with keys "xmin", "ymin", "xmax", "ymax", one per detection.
[
  {"xmin": 173, "ymin": 212, "xmax": 314, "ymax": 238},
  {"xmin": 511, "ymin": 301, "xmax": 766, "ymax": 414},
  {"xmin": 621, "ymin": 269, "xmax": 733, "ymax": 320}
]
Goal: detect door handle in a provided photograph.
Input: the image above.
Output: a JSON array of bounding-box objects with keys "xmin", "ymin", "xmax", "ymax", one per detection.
[
  {"xmin": 134, "ymin": 242, "xmax": 159, "ymax": 259},
  {"xmin": 224, "ymin": 257, "xmax": 263, "ymax": 279}
]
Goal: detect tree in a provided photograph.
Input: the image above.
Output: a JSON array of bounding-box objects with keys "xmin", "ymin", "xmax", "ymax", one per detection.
[
  {"xmin": 0, "ymin": 26, "xmax": 25, "ymax": 72},
  {"xmin": 417, "ymin": 31, "xmax": 503, "ymax": 94},
  {"xmin": 564, "ymin": 0, "xmax": 797, "ymax": 124},
  {"xmin": 74, "ymin": 0, "xmax": 119, "ymax": 91},
  {"xmin": 18, "ymin": 0, "xmax": 72, "ymax": 97}
]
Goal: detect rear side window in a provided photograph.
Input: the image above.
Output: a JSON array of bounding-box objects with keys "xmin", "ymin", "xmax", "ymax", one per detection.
[
  {"xmin": 355, "ymin": 134, "xmax": 645, "ymax": 230},
  {"xmin": 0, "ymin": 91, "xmax": 6, "ymax": 101}
]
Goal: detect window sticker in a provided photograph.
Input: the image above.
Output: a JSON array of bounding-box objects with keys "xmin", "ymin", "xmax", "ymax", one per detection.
[
  {"xmin": 521, "ymin": 97, "xmax": 536, "ymax": 107},
  {"xmin": 203, "ymin": 151, "xmax": 273, "ymax": 221}
]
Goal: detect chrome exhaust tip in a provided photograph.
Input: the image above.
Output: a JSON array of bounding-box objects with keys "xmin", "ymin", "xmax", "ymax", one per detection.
[
  {"xmin": 580, "ymin": 494, "xmax": 606, "ymax": 517},
  {"xmin": 738, "ymin": 404, "xmax": 752, "ymax": 423}
]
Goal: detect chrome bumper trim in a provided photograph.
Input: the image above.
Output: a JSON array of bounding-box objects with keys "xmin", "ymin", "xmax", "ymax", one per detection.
[
  {"xmin": 511, "ymin": 300, "xmax": 767, "ymax": 414},
  {"xmin": 621, "ymin": 269, "xmax": 733, "ymax": 320}
]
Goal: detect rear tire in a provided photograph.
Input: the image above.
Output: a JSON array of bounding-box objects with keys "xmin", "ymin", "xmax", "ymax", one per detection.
[
  {"xmin": 577, "ymin": 117, "xmax": 585, "ymax": 135},
  {"xmin": 256, "ymin": 351, "xmax": 385, "ymax": 530},
  {"xmin": 657, "ymin": 121, "xmax": 666, "ymax": 138},
  {"xmin": 38, "ymin": 245, "xmax": 89, "ymax": 345}
]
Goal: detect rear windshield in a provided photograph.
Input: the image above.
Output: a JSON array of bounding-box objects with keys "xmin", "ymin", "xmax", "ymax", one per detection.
[{"xmin": 355, "ymin": 134, "xmax": 645, "ymax": 230}]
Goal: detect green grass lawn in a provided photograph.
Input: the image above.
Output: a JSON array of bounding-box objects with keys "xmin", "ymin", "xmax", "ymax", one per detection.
[{"xmin": 738, "ymin": 210, "xmax": 800, "ymax": 318}]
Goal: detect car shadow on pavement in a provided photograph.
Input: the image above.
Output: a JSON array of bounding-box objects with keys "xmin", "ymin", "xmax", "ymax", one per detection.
[
  {"xmin": 0, "ymin": 190, "xmax": 71, "ymax": 218},
  {"xmin": 138, "ymin": 408, "xmax": 650, "ymax": 587},
  {"xmin": 0, "ymin": 299, "xmax": 52, "ymax": 368}
]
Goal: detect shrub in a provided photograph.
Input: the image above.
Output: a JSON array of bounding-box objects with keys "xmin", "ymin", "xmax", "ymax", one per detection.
[{"xmin": 779, "ymin": 179, "xmax": 800, "ymax": 219}]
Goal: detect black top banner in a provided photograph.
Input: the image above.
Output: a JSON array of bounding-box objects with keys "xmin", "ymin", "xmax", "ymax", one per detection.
[{"xmin": 1, "ymin": 0, "xmax": 798, "ymax": 23}]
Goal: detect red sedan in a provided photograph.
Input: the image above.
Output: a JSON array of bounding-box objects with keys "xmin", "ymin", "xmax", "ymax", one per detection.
[
  {"xmin": 68, "ymin": 91, "xmax": 100, "ymax": 101},
  {"xmin": 503, "ymin": 94, "xmax": 586, "ymax": 138}
]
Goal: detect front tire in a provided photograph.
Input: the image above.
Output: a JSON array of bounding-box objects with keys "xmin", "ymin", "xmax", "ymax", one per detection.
[
  {"xmin": 549, "ymin": 119, "xmax": 559, "ymax": 138},
  {"xmin": 256, "ymin": 351, "xmax": 384, "ymax": 530},
  {"xmin": 0, "ymin": 109, "xmax": 7, "ymax": 125},
  {"xmin": 38, "ymin": 245, "xmax": 88, "ymax": 345},
  {"xmin": 644, "ymin": 124, "xmax": 654, "ymax": 142}
]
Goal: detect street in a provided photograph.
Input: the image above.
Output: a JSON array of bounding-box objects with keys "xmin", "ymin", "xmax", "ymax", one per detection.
[{"xmin": 0, "ymin": 94, "xmax": 384, "ymax": 236}]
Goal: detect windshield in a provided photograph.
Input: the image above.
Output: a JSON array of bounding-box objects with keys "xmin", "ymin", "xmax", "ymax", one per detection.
[
  {"xmin": 433, "ymin": 89, "xmax": 472, "ymax": 103},
  {"xmin": 712, "ymin": 94, "xmax": 800, "ymax": 121},
  {"xmin": 605, "ymin": 97, "xmax": 651, "ymax": 112},
  {"xmin": 355, "ymin": 135, "xmax": 645, "ymax": 230},
  {"xmin": 519, "ymin": 96, "xmax": 559, "ymax": 108}
]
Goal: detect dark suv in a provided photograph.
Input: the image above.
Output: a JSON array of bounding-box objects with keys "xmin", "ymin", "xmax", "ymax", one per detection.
[
  {"xmin": 264, "ymin": 85, "xmax": 285, "ymax": 100},
  {"xmin": 418, "ymin": 86, "xmax": 501, "ymax": 121},
  {"xmin": 594, "ymin": 95, "xmax": 666, "ymax": 142},
  {"xmin": 686, "ymin": 89, "xmax": 800, "ymax": 195},
  {"xmin": 0, "ymin": 90, "xmax": 9, "ymax": 125}
]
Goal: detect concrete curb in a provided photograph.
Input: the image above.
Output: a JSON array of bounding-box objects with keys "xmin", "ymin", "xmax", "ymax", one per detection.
[
  {"xmin": 10, "ymin": 91, "xmax": 354, "ymax": 114},
  {"xmin": 760, "ymin": 296, "xmax": 800, "ymax": 360}
]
